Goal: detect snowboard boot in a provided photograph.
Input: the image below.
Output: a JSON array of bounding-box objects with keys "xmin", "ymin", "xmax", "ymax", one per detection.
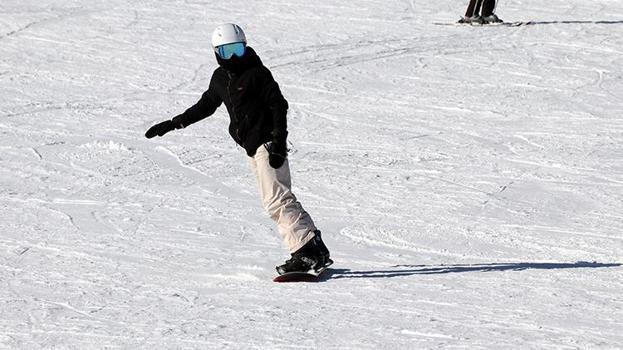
[
  {"xmin": 312, "ymin": 230, "xmax": 331, "ymax": 263},
  {"xmin": 276, "ymin": 230, "xmax": 333, "ymax": 275}
]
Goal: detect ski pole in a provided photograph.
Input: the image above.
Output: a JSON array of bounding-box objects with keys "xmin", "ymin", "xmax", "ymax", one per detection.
[{"xmin": 473, "ymin": 0, "xmax": 484, "ymax": 17}]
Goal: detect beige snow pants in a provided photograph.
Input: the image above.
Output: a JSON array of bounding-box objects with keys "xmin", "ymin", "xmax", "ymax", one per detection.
[{"xmin": 249, "ymin": 144, "xmax": 316, "ymax": 253}]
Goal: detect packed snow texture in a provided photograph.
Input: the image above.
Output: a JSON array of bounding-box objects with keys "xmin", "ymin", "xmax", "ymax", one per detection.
[{"xmin": 1, "ymin": 0, "xmax": 622, "ymax": 348}]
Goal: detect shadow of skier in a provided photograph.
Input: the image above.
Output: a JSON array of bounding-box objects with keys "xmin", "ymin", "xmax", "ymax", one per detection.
[
  {"xmin": 323, "ymin": 261, "xmax": 621, "ymax": 281},
  {"xmin": 520, "ymin": 20, "xmax": 623, "ymax": 25}
]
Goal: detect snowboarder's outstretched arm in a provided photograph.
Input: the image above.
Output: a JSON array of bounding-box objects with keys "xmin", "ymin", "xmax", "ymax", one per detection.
[{"xmin": 145, "ymin": 76, "xmax": 222, "ymax": 139}]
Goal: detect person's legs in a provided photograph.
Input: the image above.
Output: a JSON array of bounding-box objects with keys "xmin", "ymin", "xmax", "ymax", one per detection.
[
  {"xmin": 464, "ymin": 0, "xmax": 482, "ymax": 17},
  {"xmin": 481, "ymin": 0, "xmax": 502, "ymax": 23},
  {"xmin": 249, "ymin": 145, "xmax": 316, "ymax": 253},
  {"xmin": 460, "ymin": 0, "xmax": 485, "ymax": 24},
  {"xmin": 481, "ymin": 0, "xmax": 496, "ymax": 17}
]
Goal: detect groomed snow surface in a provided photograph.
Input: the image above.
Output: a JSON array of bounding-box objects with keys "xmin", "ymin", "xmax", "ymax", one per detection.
[{"xmin": 1, "ymin": 0, "xmax": 622, "ymax": 348}]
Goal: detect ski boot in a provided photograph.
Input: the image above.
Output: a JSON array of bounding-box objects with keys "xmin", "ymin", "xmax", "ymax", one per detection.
[
  {"xmin": 482, "ymin": 14, "xmax": 503, "ymax": 24},
  {"xmin": 458, "ymin": 15, "xmax": 485, "ymax": 25},
  {"xmin": 276, "ymin": 230, "xmax": 333, "ymax": 275}
]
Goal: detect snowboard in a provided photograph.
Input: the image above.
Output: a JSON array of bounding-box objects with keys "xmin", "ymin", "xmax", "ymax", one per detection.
[
  {"xmin": 273, "ymin": 266, "xmax": 330, "ymax": 283},
  {"xmin": 434, "ymin": 21, "xmax": 534, "ymax": 27}
]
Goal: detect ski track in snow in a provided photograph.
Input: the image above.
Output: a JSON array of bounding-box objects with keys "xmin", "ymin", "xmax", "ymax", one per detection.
[{"xmin": 1, "ymin": 0, "xmax": 623, "ymax": 348}]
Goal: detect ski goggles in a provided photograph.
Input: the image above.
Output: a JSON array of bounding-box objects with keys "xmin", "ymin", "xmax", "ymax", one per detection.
[{"xmin": 215, "ymin": 42, "xmax": 246, "ymax": 59}]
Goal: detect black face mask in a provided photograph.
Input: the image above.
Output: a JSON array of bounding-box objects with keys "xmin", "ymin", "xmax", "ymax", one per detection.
[
  {"xmin": 215, "ymin": 51, "xmax": 248, "ymax": 74},
  {"xmin": 215, "ymin": 46, "xmax": 262, "ymax": 75}
]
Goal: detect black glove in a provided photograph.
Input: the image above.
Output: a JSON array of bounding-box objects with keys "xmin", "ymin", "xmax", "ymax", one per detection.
[
  {"xmin": 267, "ymin": 140, "xmax": 288, "ymax": 169},
  {"xmin": 145, "ymin": 120, "xmax": 178, "ymax": 139}
]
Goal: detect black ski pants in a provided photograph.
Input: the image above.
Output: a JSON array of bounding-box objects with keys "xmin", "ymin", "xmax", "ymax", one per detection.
[{"xmin": 464, "ymin": 0, "xmax": 496, "ymax": 17}]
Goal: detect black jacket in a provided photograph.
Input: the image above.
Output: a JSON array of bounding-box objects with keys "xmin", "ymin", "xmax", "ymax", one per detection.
[{"xmin": 172, "ymin": 47, "xmax": 288, "ymax": 157}]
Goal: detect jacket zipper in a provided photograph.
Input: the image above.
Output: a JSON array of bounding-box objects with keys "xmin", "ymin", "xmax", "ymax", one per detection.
[{"xmin": 227, "ymin": 72, "xmax": 242, "ymax": 144}]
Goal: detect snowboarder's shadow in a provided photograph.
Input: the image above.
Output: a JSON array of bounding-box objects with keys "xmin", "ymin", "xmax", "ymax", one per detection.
[
  {"xmin": 323, "ymin": 261, "xmax": 621, "ymax": 281},
  {"xmin": 527, "ymin": 20, "xmax": 623, "ymax": 25}
]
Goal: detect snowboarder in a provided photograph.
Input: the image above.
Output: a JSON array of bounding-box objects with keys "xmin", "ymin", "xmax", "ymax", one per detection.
[
  {"xmin": 459, "ymin": 0, "xmax": 503, "ymax": 24},
  {"xmin": 145, "ymin": 23, "xmax": 332, "ymax": 275}
]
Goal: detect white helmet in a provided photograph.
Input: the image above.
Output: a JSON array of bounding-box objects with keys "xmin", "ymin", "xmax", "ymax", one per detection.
[{"xmin": 211, "ymin": 23, "xmax": 246, "ymax": 48}]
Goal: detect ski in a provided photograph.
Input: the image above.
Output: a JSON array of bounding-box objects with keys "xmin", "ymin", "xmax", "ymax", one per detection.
[{"xmin": 433, "ymin": 21, "xmax": 534, "ymax": 27}]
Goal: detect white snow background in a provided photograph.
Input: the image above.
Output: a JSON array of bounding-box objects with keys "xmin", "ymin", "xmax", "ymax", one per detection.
[{"xmin": 1, "ymin": 0, "xmax": 623, "ymax": 348}]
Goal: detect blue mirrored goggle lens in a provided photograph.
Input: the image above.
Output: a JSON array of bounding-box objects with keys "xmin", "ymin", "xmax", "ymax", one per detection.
[{"xmin": 216, "ymin": 42, "xmax": 246, "ymax": 59}]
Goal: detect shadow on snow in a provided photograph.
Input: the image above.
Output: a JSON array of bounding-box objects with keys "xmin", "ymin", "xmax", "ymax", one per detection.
[
  {"xmin": 324, "ymin": 261, "xmax": 621, "ymax": 281},
  {"xmin": 525, "ymin": 20, "xmax": 623, "ymax": 25}
]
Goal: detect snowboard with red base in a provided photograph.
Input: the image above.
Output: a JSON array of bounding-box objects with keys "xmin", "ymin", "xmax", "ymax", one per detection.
[{"xmin": 273, "ymin": 266, "xmax": 330, "ymax": 283}]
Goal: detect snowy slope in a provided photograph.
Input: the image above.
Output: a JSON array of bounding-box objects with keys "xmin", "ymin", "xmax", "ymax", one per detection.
[{"xmin": 1, "ymin": 0, "xmax": 623, "ymax": 348}]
